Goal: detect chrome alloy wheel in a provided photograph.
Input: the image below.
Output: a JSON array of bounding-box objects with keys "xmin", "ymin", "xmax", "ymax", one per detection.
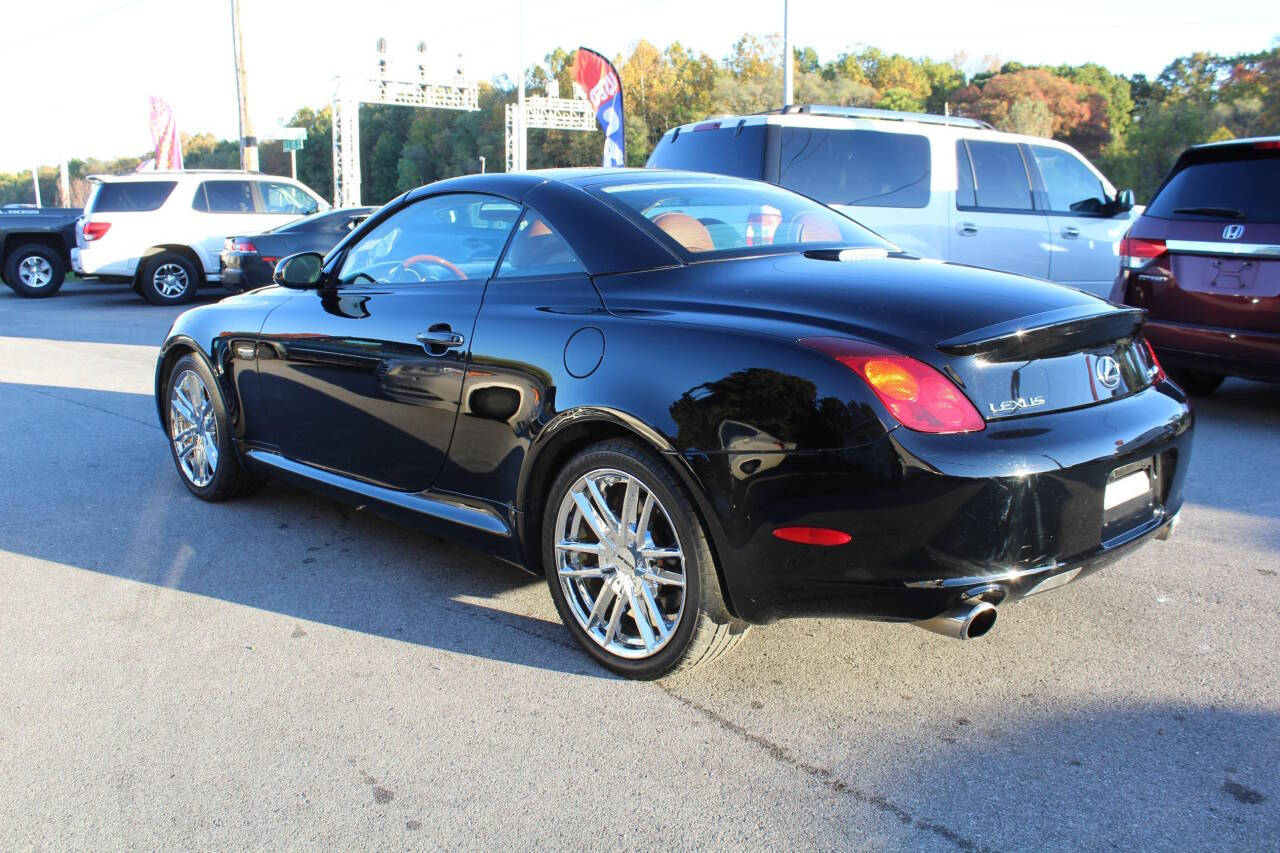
[
  {"xmin": 169, "ymin": 369, "xmax": 218, "ymax": 487},
  {"xmin": 554, "ymin": 468, "xmax": 687, "ymax": 659},
  {"xmin": 18, "ymin": 255, "xmax": 54, "ymax": 289},
  {"xmin": 153, "ymin": 263, "xmax": 190, "ymax": 299}
]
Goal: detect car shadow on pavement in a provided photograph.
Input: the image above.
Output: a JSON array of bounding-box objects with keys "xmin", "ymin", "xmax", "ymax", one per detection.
[{"xmin": 0, "ymin": 382, "xmax": 607, "ymax": 679}]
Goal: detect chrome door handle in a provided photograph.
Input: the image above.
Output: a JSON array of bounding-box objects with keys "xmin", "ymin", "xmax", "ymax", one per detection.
[
  {"xmin": 1061, "ymin": 226, "xmax": 1080, "ymax": 239},
  {"xmin": 416, "ymin": 329, "xmax": 465, "ymax": 351},
  {"xmin": 956, "ymin": 222, "xmax": 978, "ymax": 236}
]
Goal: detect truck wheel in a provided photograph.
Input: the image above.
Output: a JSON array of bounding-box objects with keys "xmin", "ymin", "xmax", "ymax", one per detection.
[
  {"xmin": 4, "ymin": 244, "xmax": 65, "ymax": 298},
  {"xmin": 140, "ymin": 252, "xmax": 200, "ymax": 305}
]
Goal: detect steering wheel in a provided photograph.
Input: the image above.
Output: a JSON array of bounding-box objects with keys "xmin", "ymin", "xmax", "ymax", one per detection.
[{"xmin": 394, "ymin": 254, "xmax": 468, "ymax": 282}]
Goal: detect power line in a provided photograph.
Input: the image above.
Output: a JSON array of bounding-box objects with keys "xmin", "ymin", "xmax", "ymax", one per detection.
[{"xmin": 0, "ymin": 0, "xmax": 149, "ymax": 49}]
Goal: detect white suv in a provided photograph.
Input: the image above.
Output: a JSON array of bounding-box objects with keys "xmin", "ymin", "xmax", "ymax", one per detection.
[
  {"xmin": 647, "ymin": 106, "xmax": 1139, "ymax": 297},
  {"xmin": 72, "ymin": 170, "xmax": 328, "ymax": 304}
]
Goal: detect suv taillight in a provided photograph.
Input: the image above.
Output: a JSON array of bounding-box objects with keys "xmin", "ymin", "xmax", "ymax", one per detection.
[
  {"xmin": 800, "ymin": 337, "xmax": 985, "ymax": 434},
  {"xmin": 1143, "ymin": 340, "xmax": 1167, "ymax": 385},
  {"xmin": 1119, "ymin": 235, "xmax": 1166, "ymax": 270},
  {"xmin": 83, "ymin": 221, "xmax": 110, "ymax": 241}
]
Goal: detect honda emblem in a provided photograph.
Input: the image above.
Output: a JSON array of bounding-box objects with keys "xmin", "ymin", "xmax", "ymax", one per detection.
[{"xmin": 1222, "ymin": 224, "xmax": 1245, "ymax": 240}]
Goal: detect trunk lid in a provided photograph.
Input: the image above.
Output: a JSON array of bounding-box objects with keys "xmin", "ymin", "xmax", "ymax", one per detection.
[
  {"xmin": 600, "ymin": 252, "xmax": 1157, "ymax": 421},
  {"xmin": 1125, "ymin": 142, "xmax": 1280, "ymax": 333}
]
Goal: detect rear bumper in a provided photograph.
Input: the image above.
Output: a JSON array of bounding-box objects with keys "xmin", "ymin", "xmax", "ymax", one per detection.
[
  {"xmin": 688, "ymin": 383, "xmax": 1194, "ymax": 624},
  {"xmin": 71, "ymin": 245, "xmax": 137, "ymax": 277},
  {"xmin": 219, "ymin": 251, "xmax": 273, "ymax": 293},
  {"xmin": 1146, "ymin": 319, "xmax": 1280, "ymax": 381}
]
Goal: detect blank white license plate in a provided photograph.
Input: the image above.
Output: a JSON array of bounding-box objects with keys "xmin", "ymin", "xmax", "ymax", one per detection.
[{"xmin": 1104, "ymin": 469, "xmax": 1152, "ymax": 511}]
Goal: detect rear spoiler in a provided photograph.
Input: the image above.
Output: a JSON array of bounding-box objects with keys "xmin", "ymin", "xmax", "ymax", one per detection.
[{"xmin": 936, "ymin": 305, "xmax": 1147, "ymax": 361}]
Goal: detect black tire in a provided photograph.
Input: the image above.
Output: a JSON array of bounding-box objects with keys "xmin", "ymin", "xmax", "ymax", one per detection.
[
  {"xmin": 542, "ymin": 439, "xmax": 748, "ymax": 678},
  {"xmin": 1168, "ymin": 367, "xmax": 1225, "ymax": 396},
  {"xmin": 3, "ymin": 243, "xmax": 65, "ymax": 297},
  {"xmin": 140, "ymin": 251, "xmax": 200, "ymax": 305},
  {"xmin": 163, "ymin": 354, "xmax": 263, "ymax": 501}
]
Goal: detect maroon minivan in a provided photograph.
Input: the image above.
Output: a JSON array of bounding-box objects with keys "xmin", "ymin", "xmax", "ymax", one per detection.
[{"xmin": 1110, "ymin": 137, "xmax": 1280, "ymax": 394}]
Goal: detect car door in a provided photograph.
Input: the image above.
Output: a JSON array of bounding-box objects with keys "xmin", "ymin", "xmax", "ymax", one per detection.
[
  {"xmin": 254, "ymin": 193, "xmax": 521, "ymax": 492},
  {"xmin": 1028, "ymin": 144, "xmax": 1134, "ymax": 297},
  {"xmin": 194, "ymin": 180, "xmax": 269, "ymax": 272},
  {"xmin": 950, "ymin": 139, "xmax": 1051, "ymax": 279}
]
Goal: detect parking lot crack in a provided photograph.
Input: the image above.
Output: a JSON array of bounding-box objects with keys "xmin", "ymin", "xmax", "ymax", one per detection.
[{"xmin": 658, "ymin": 685, "xmax": 996, "ymax": 852}]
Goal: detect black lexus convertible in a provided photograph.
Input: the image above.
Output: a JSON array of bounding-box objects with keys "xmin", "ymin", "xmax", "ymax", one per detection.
[{"xmin": 155, "ymin": 169, "xmax": 1193, "ymax": 678}]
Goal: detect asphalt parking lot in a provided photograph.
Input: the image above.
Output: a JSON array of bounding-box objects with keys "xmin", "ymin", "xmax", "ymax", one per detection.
[{"xmin": 2, "ymin": 278, "xmax": 1278, "ymax": 850}]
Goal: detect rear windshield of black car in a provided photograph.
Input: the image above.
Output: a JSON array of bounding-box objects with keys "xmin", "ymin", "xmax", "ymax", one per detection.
[
  {"xmin": 1146, "ymin": 147, "xmax": 1280, "ymax": 222},
  {"xmin": 92, "ymin": 181, "xmax": 176, "ymax": 212},
  {"xmin": 646, "ymin": 124, "xmax": 766, "ymax": 179}
]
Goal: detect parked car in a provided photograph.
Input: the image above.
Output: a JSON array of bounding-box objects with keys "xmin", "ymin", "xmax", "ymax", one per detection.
[
  {"xmin": 1110, "ymin": 137, "xmax": 1280, "ymax": 394},
  {"xmin": 72, "ymin": 170, "xmax": 328, "ymax": 305},
  {"xmin": 221, "ymin": 207, "xmax": 373, "ymax": 293},
  {"xmin": 647, "ymin": 105, "xmax": 1138, "ymax": 297},
  {"xmin": 0, "ymin": 206, "xmax": 82, "ymax": 297},
  {"xmin": 155, "ymin": 169, "xmax": 1191, "ymax": 678}
]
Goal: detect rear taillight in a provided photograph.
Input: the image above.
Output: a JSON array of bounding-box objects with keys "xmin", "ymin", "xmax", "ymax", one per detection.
[
  {"xmin": 230, "ymin": 239, "xmax": 257, "ymax": 252},
  {"xmin": 83, "ymin": 221, "xmax": 110, "ymax": 241},
  {"xmin": 1119, "ymin": 235, "xmax": 1166, "ymax": 270},
  {"xmin": 1253, "ymin": 140, "xmax": 1280, "ymax": 150},
  {"xmin": 801, "ymin": 337, "xmax": 985, "ymax": 434},
  {"xmin": 1143, "ymin": 339, "xmax": 1167, "ymax": 385}
]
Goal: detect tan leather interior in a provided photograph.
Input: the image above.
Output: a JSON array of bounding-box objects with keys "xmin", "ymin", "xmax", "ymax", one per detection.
[
  {"xmin": 792, "ymin": 212, "xmax": 843, "ymax": 243},
  {"xmin": 652, "ymin": 212, "xmax": 715, "ymax": 253}
]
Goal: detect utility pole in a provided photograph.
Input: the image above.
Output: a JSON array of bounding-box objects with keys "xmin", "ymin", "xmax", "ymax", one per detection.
[
  {"xmin": 782, "ymin": 0, "xmax": 793, "ymax": 107},
  {"xmin": 231, "ymin": 0, "xmax": 258, "ymax": 171},
  {"xmin": 516, "ymin": 0, "xmax": 526, "ymax": 171},
  {"xmin": 31, "ymin": 166, "xmax": 41, "ymax": 207},
  {"xmin": 479, "ymin": 155, "xmax": 486, "ymax": 174},
  {"xmin": 59, "ymin": 160, "xmax": 70, "ymax": 207}
]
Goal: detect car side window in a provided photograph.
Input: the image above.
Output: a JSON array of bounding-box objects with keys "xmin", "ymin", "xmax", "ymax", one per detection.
[
  {"xmin": 959, "ymin": 140, "xmax": 1034, "ymax": 211},
  {"xmin": 199, "ymin": 181, "xmax": 255, "ymax": 213},
  {"xmin": 337, "ymin": 194, "xmax": 519, "ymax": 285},
  {"xmin": 260, "ymin": 181, "xmax": 318, "ymax": 215},
  {"xmin": 779, "ymin": 128, "xmax": 931, "ymax": 209},
  {"xmin": 497, "ymin": 213, "xmax": 586, "ymax": 278},
  {"xmin": 1030, "ymin": 145, "xmax": 1108, "ymax": 214}
]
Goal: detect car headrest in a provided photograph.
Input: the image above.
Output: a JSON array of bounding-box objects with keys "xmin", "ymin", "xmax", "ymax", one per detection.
[
  {"xmin": 652, "ymin": 212, "xmax": 714, "ymax": 253},
  {"xmin": 792, "ymin": 212, "xmax": 843, "ymax": 243}
]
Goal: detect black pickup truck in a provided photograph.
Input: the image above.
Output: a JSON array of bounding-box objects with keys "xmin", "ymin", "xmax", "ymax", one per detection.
[{"xmin": 0, "ymin": 206, "xmax": 82, "ymax": 297}]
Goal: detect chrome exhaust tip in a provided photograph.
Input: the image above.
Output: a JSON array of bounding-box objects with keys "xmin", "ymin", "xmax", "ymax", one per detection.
[{"xmin": 914, "ymin": 601, "xmax": 998, "ymax": 640}]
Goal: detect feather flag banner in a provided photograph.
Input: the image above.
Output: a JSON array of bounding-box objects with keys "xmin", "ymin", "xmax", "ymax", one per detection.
[
  {"xmin": 572, "ymin": 48, "xmax": 625, "ymax": 167},
  {"xmin": 148, "ymin": 97, "xmax": 184, "ymax": 171}
]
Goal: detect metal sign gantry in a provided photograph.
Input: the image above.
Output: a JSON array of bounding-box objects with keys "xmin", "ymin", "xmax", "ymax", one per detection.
[
  {"xmin": 505, "ymin": 86, "xmax": 597, "ymax": 173},
  {"xmin": 332, "ymin": 43, "xmax": 479, "ymax": 207}
]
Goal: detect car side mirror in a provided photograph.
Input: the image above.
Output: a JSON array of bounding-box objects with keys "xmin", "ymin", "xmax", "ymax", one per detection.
[
  {"xmin": 273, "ymin": 252, "xmax": 325, "ymax": 289},
  {"xmin": 1113, "ymin": 189, "xmax": 1135, "ymax": 215}
]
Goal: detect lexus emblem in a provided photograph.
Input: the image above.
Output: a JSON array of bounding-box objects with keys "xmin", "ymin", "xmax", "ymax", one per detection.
[
  {"xmin": 1095, "ymin": 355, "xmax": 1121, "ymax": 390},
  {"xmin": 1223, "ymin": 224, "xmax": 1245, "ymax": 240}
]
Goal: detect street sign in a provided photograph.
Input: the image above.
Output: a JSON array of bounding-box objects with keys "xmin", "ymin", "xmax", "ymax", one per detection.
[{"xmin": 283, "ymin": 139, "xmax": 305, "ymax": 151}]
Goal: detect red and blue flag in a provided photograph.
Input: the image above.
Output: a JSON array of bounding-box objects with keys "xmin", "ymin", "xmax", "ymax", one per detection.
[{"xmin": 573, "ymin": 47, "xmax": 625, "ymax": 167}]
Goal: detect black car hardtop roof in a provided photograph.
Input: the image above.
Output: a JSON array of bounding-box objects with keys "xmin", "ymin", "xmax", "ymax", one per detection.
[{"xmin": 402, "ymin": 167, "xmax": 754, "ymax": 204}]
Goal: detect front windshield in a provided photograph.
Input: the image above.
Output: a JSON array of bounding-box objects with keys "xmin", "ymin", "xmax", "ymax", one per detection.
[{"xmin": 593, "ymin": 178, "xmax": 893, "ymax": 259}]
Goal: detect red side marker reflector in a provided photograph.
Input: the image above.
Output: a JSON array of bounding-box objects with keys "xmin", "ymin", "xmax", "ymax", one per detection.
[{"xmin": 772, "ymin": 526, "xmax": 852, "ymax": 546}]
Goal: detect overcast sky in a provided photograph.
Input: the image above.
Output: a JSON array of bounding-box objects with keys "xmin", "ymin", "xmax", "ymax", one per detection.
[{"xmin": 3, "ymin": 0, "xmax": 1278, "ymax": 172}]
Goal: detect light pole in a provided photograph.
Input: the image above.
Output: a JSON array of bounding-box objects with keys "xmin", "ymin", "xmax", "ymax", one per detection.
[
  {"xmin": 516, "ymin": 0, "xmax": 526, "ymax": 171},
  {"xmin": 479, "ymin": 155, "xmax": 486, "ymax": 174},
  {"xmin": 782, "ymin": 0, "xmax": 793, "ymax": 108},
  {"xmin": 231, "ymin": 0, "xmax": 258, "ymax": 171}
]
